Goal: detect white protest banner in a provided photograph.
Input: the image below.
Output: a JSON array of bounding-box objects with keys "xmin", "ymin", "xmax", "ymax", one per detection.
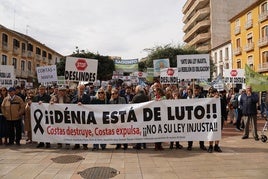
[
  {"xmin": 0, "ymin": 65, "xmax": 15, "ymax": 87},
  {"xmin": 177, "ymin": 54, "xmax": 210, "ymax": 79},
  {"xmin": 31, "ymin": 98, "xmax": 221, "ymax": 144},
  {"xmin": 65, "ymin": 57, "xmax": 97, "ymax": 83},
  {"xmin": 153, "ymin": 59, "xmax": 170, "ymax": 77},
  {"xmin": 36, "ymin": 65, "xmax": 57, "ymax": 83},
  {"xmin": 223, "ymin": 69, "xmax": 245, "ymax": 84},
  {"xmin": 160, "ymin": 68, "xmax": 178, "ymax": 84}
]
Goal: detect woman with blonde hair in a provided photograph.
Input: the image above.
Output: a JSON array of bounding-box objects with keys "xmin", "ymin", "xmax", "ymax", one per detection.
[{"xmin": 91, "ymin": 87, "xmax": 109, "ymax": 151}]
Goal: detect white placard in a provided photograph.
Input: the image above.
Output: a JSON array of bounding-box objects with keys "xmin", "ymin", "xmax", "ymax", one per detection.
[
  {"xmin": 160, "ymin": 68, "xmax": 178, "ymax": 84},
  {"xmin": 65, "ymin": 57, "xmax": 98, "ymax": 83},
  {"xmin": 36, "ymin": 65, "xmax": 58, "ymax": 83},
  {"xmin": 177, "ymin": 54, "xmax": 210, "ymax": 79}
]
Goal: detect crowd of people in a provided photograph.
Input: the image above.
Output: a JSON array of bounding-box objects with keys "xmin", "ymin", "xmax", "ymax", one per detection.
[{"xmin": 0, "ymin": 81, "xmax": 267, "ymax": 153}]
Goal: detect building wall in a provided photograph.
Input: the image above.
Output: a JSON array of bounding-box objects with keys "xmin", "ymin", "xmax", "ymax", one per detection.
[
  {"xmin": 230, "ymin": 0, "xmax": 268, "ymax": 74},
  {"xmin": 183, "ymin": 0, "xmax": 257, "ymax": 52},
  {"xmin": 211, "ymin": 41, "xmax": 232, "ymax": 78},
  {"xmin": 0, "ymin": 25, "xmax": 63, "ymax": 82}
]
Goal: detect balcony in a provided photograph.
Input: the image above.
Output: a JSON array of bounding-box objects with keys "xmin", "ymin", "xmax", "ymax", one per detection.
[
  {"xmin": 183, "ymin": 7, "xmax": 210, "ymax": 32},
  {"xmin": 258, "ymin": 36, "xmax": 268, "ymax": 47},
  {"xmin": 42, "ymin": 57, "xmax": 46, "ymax": 61},
  {"xmin": 244, "ymin": 19, "xmax": 253, "ymax": 30},
  {"xmin": 36, "ymin": 54, "xmax": 41, "ymax": 61},
  {"xmin": 244, "ymin": 43, "xmax": 254, "ymax": 52},
  {"xmin": 15, "ymin": 70, "xmax": 28, "ymax": 78},
  {"xmin": 27, "ymin": 51, "xmax": 33, "ymax": 58},
  {"xmin": 188, "ymin": 32, "xmax": 211, "ymax": 47},
  {"xmin": 183, "ymin": 19, "xmax": 210, "ymax": 42},
  {"xmin": 183, "ymin": 0, "xmax": 209, "ymax": 22},
  {"xmin": 234, "ymin": 26, "xmax": 241, "ymax": 35},
  {"xmin": 13, "ymin": 46, "xmax": 20, "ymax": 55},
  {"xmin": 2, "ymin": 42, "xmax": 9, "ymax": 51},
  {"xmin": 258, "ymin": 62, "xmax": 268, "ymax": 73},
  {"xmin": 21, "ymin": 50, "xmax": 27, "ymax": 58},
  {"xmin": 28, "ymin": 71, "xmax": 35, "ymax": 78},
  {"xmin": 196, "ymin": 44, "xmax": 211, "ymax": 52},
  {"xmin": 259, "ymin": 10, "xmax": 268, "ymax": 22},
  {"xmin": 233, "ymin": 47, "xmax": 242, "ymax": 56}
]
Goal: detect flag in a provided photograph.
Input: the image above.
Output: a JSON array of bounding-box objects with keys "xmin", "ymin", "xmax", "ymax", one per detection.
[{"xmin": 245, "ymin": 64, "xmax": 268, "ymax": 91}]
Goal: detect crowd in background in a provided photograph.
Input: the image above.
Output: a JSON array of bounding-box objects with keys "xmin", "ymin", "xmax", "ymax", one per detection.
[{"xmin": 0, "ymin": 81, "xmax": 267, "ymax": 153}]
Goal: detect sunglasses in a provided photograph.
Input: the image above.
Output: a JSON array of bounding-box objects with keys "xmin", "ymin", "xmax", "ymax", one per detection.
[
  {"xmin": 98, "ymin": 91, "xmax": 104, "ymax": 94},
  {"xmin": 111, "ymin": 93, "xmax": 117, "ymax": 95}
]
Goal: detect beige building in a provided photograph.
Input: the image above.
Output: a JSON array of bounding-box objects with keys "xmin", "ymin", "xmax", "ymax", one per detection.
[
  {"xmin": 0, "ymin": 24, "xmax": 63, "ymax": 84},
  {"xmin": 182, "ymin": 0, "xmax": 257, "ymax": 52},
  {"xmin": 230, "ymin": 0, "xmax": 268, "ymax": 75}
]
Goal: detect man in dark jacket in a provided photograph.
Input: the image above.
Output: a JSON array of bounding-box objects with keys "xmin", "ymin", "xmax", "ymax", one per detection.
[
  {"xmin": 240, "ymin": 85, "xmax": 259, "ymax": 141},
  {"xmin": 132, "ymin": 85, "xmax": 149, "ymax": 150}
]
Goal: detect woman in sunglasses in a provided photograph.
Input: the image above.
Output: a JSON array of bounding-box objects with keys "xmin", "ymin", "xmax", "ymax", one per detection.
[{"xmin": 91, "ymin": 87, "xmax": 109, "ymax": 151}]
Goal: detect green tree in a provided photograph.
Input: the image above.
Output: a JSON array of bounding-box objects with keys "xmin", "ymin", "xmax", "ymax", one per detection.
[{"xmin": 140, "ymin": 44, "xmax": 215, "ymax": 80}]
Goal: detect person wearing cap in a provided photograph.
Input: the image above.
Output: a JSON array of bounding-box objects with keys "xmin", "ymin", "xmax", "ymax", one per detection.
[
  {"xmin": 32, "ymin": 85, "xmax": 51, "ymax": 148},
  {"xmin": 50, "ymin": 86, "xmax": 71, "ymax": 149},
  {"xmin": 1, "ymin": 87, "xmax": 25, "ymax": 146}
]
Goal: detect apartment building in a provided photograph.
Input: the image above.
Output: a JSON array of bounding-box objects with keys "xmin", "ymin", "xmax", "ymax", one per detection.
[
  {"xmin": 182, "ymin": 0, "xmax": 256, "ymax": 52},
  {"xmin": 0, "ymin": 24, "xmax": 63, "ymax": 84},
  {"xmin": 230, "ymin": 0, "xmax": 268, "ymax": 75}
]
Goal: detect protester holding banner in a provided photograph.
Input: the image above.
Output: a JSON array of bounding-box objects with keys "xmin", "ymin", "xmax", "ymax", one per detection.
[
  {"xmin": 72, "ymin": 84, "xmax": 91, "ymax": 150},
  {"xmin": 123, "ymin": 86, "xmax": 134, "ymax": 103},
  {"xmin": 1, "ymin": 87, "xmax": 25, "ymax": 146},
  {"xmin": 105, "ymin": 84, "xmax": 113, "ymax": 101},
  {"xmin": 132, "ymin": 85, "xmax": 149, "ymax": 150},
  {"xmin": 207, "ymin": 88, "xmax": 223, "ymax": 153},
  {"xmin": 91, "ymin": 87, "xmax": 109, "ymax": 151},
  {"xmin": 187, "ymin": 85, "xmax": 207, "ymax": 151},
  {"xmin": 109, "ymin": 88, "xmax": 128, "ymax": 150},
  {"xmin": 50, "ymin": 86, "xmax": 71, "ymax": 149},
  {"xmin": 152, "ymin": 87, "xmax": 166, "ymax": 151},
  {"xmin": 33, "ymin": 85, "xmax": 51, "ymax": 148},
  {"xmin": 240, "ymin": 85, "xmax": 259, "ymax": 141},
  {"xmin": 0, "ymin": 87, "xmax": 8, "ymax": 145},
  {"xmin": 169, "ymin": 89, "xmax": 183, "ymax": 150},
  {"xmin": 24, "ymin": 96, "xmax": 33, "ymax": 144}
]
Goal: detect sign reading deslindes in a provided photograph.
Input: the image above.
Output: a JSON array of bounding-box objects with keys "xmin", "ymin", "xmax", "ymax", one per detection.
[
  {"xmin": 65, "ymin": 57, "xmax": 98, "ymax": 83},
  {"xmin": 160, "ymin": 68, "xmax": 178, "ymax": 84},
  {"xmin": 177, "ymin": 54, "xmax": 210, "ymax": 80},
  {"xmin": 31, "ymin": 98, "xmax": 221, "ymax": 144},
  {"xmin": 36, "ymin": 65, "xmax": 58, "ymax": 83}
]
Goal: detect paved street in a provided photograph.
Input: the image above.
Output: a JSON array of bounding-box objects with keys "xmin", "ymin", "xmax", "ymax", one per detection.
[{"xmin": 0, "ymin": 118, "xmax": 267, "ymax": 179}]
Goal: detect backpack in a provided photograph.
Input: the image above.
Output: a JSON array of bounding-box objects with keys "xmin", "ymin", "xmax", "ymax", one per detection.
[{"xmin": 231, "ymin": 94, "xmax": 239, "ymax": 109}]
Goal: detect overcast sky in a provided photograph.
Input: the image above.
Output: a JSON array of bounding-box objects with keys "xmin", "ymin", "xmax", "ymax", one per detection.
[{"xmin": 0, "ymin": 0, "xmax": 186, "ymax": 59}]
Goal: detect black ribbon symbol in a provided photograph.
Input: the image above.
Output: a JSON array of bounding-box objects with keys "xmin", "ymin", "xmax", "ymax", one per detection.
[{"xmin": 34, "ymin": 109, "xmax": 44, "ymax": 134}]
